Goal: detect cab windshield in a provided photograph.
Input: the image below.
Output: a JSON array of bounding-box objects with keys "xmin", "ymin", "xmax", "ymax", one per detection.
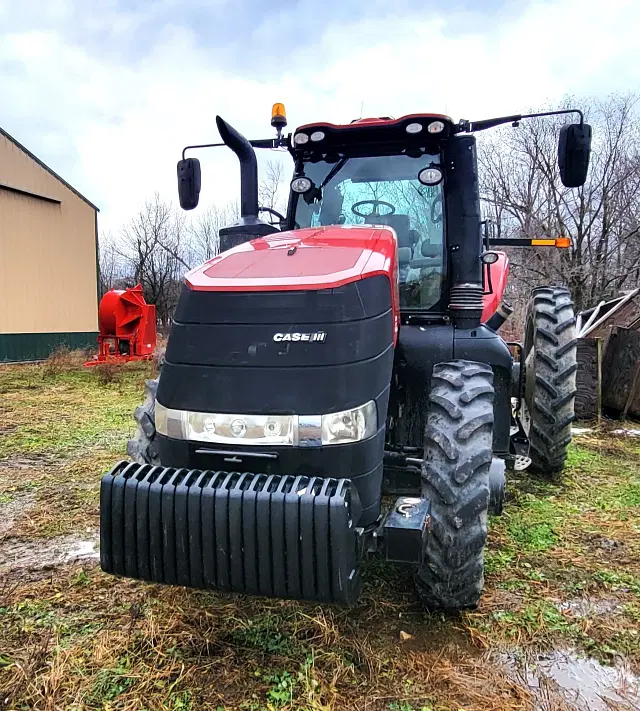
[{"xmin": 293, "ymin": 153, "xmax": 444, "ymax": 311}]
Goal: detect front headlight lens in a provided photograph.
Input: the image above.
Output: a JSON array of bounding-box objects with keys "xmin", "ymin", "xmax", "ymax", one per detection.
[
  {"xmin": 156, "ymin": 404, "xmax": 295, "ymax": 445},
  {"xmin": 155, "ymin": 401, "xmax": 377, "ymax": 447},
  {"xmin": 321, "ymin": 401, "xmax": 377, "ymax": 445}
]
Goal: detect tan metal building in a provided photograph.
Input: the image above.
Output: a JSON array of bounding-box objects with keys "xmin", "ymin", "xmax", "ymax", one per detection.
[{"xmin": 0, "ymin": 127, "xmax": 99, "ymax": 361}]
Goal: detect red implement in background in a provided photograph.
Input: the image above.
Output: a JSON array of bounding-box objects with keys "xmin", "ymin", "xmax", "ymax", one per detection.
[{"xmin": 85, "ymin": 285, "xmax": 156, "ymax": 366}]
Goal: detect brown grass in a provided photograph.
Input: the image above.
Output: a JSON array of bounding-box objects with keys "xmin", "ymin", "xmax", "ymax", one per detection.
[
  {"xmin": 1, "ymin": 364, "xmax": 639, "ymax": 710},
  {"xmin": 0, "ymin": 566, "xmax": 536, "ymax": 711},
  {"xmin": 42, "ymin": 347, "xmax": 87, "ymax": 375}
]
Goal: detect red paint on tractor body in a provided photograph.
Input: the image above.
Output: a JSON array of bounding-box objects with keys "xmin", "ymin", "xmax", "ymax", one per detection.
[
  {"xmin": 85, "ymin": 284, "xmax": 157, "ymax": 366},
  {"xmin": 481, "ymin": 251, "xmax": 510, "ymax": 322},
  {"xmin": 187, "ymin": 225, "xmax": 400, "ymax": 342}
]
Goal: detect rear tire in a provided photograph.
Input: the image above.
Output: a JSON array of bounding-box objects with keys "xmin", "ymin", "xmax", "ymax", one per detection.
[
  {"xmin": 416, "ymin": 360, "xmax": 494, "ymax": 611},
  {"xmin": 127, "ymin": 378, "xmax": 161, "ymax": 466},
  {"xmin": 523, "ymin": 287, "xmax": 577, "ymax": 476}
]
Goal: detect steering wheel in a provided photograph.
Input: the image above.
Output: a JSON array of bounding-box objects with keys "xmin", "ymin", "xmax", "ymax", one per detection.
[
  {"xmin": 351, "ymin": 200, "xmax": 396, "ymax": 218},
  {"xmin": 431, "ymin": 195, "xmax": 444, "ymax": 224}
]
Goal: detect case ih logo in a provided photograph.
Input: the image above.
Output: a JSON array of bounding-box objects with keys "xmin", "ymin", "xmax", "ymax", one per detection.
[{"xmin": 273, "ymin": 332, "xmax": 327, "ymax": 343}]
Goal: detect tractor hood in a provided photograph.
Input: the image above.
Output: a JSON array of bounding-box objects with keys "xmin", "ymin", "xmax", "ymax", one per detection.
[{"xmin": 186, "ymin": 225, "xmax": 397, "ymax": 292}]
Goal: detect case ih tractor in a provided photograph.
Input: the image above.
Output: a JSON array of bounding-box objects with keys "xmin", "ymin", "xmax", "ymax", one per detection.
[{"xmin": 100, "ymin": 105, "xmax": 591, "ymax": 610}]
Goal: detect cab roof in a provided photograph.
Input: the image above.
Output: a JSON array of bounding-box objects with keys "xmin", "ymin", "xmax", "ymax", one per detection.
[
  {"xmin": 292, "ymin": 113, "xmax": 454, "ymax": 157},
  {"xmin": 296, "ymin": 113, "xmax": 453, "ymax": 132}
]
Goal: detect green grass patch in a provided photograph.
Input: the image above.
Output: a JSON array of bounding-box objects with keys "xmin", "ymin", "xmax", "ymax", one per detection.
[
  {"xmin": 484, "ymin": 549, "xmax": 515, "ymax": 575},
  {"xmin": 88, "ymin": 656, "xmax": 135, "ymax": 704},
  {"xmin": 594, "ymin": 481, "xmax": 640, "ymax": 510},
  {"xmin": 489, "ymin": 600, "xmax": 581, "ymax": 639},
  {"xmin": 504, "ymin": 496, "xmax": 561, "ymax": 552},
  {"xmin": 228, "ymin": 612, "xmax": 305, "ymax": 658},
  {"xmin": 592, "ymin": 570, "xmax": 640, "ymax": 595},
  {"xmin": 565, "ymin": 446, "xmax": 603, "ymax": 469},
  {"xmin": 0, "ymin": 362, "xmax": 153, "ymax": 460}
]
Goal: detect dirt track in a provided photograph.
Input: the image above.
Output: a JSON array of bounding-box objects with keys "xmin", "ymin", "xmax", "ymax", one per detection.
[{"xmin": 1, "ymin": 359, "xmax": 639, "ymax": 710}]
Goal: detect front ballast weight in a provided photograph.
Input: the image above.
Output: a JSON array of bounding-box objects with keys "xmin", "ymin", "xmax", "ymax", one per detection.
[{"xmin": 100, "ymin": 461, "xmax": 436, "ymax": 605}]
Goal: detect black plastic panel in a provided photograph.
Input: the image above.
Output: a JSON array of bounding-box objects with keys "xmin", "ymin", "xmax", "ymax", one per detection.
[
  {"xmin": 174, "ymin": 275, "xmax": 392, "ymax": 325},
  {"xmin": 158, "ymin": 346, "xmax": 393, "ymax": 416},
  {"xmin": 100, "ymin": 462, "xmax": 362, "ymax": 605},
  {"xmin": 168, "ymin": 309, "xmax": 392, "ymax": 367}
]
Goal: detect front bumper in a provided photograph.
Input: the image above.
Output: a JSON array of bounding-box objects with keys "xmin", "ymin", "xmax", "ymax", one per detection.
[{"xmin": 100, "ymin": 461, "xmax": 362, "ymax": 605}]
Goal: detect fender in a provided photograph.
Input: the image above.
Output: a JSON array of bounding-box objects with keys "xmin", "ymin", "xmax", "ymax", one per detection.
[{"xmin": 481, "ymin": 251, "xmax": 509, "ymax": 322}]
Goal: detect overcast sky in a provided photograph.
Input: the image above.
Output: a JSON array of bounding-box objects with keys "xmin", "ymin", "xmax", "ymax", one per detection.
[{"xmin": 1, "ymin": 0, "xmax": 638, "ymax": 233}]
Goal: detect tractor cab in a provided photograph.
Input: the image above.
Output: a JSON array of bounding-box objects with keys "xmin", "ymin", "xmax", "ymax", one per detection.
[{"xmin": 288, "ymin": 115, "xmax": 449, "ymax": 313}]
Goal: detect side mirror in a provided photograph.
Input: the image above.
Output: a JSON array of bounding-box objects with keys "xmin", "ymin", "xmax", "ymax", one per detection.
[
  {"xmin": 177, "ymin": 158, "xmax": 201, "ymax": 210},
  {"xmin": 558, "ymin": 123, "xmax": 592, "ymax": 188}
]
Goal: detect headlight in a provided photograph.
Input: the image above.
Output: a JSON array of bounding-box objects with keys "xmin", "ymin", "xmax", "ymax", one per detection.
[
  {"xmin": 418, "ymin": 166, "xmax": 443, "ymax": 185},
  {"xmin": 291, "ymin": 176, "xmax": 312, "ymax": 193},
  {"xmin": 321, "ymin": 402, "xmax": 377, "ymax": 445},
  {"xmin": 406, "ymin": 122, "xmax": 423, "ymax": 134},
  {"xmin": 155, "ymin": 401, "xmax": 377, "ymax": 447}
]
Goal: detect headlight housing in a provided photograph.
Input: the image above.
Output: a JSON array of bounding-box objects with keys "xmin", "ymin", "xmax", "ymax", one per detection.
[
  {"xmin": 155, "ymin": 401, "xmax": 377, "ymax": 447},
  {"xmin": 321, "ymin": 402, "xmax": 377, "ymax": 445}
]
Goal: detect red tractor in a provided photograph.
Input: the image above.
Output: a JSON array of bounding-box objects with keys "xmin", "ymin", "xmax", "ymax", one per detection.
[{"xmin": 100, "ymin": 105, "xmax": 591, "ymax": 610}]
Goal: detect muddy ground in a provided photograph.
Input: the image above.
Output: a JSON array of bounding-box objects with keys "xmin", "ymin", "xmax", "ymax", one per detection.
[{"xmin": 1, "ymin": 355, "xmax": 639, "ymax": 710}]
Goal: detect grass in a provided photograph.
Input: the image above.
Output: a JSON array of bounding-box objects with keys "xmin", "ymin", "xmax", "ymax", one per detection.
[{"xmin": 1, "ymin": 357, "xmax": 640, "ymax": 709}]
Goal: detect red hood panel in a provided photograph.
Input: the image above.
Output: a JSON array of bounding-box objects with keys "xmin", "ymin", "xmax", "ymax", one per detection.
[{"xmin": 187, "ymin": 226, "xmax": 395, "ymax": 292}]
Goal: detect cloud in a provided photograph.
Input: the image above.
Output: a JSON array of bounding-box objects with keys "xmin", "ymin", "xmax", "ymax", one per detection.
[{"xmin": 0, "ymin": 0, "xmax": 638, "ymax": 234}]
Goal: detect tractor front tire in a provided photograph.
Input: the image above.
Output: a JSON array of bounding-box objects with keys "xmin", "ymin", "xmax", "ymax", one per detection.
[
  {"xmin": 416, "ymin": 360, "xmax": 494, "ymax": 611},
  {"xmin": 127, "ymin": 378, "xmax": 161, "ymax": 466},
  {"xmin": 523, "ymin": 287, "xmax": 577, "ymax": 476}
]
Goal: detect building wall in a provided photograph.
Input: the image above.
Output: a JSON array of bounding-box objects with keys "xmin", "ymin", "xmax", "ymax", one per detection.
[{"xmin": 0, "ymin": 132, "xmax": 98, "ymax": 360}]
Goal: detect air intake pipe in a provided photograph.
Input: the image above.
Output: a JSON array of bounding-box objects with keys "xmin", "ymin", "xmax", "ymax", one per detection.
[
  {"xmin": 443, "ymin": 135, "xmax": 484, "ymax": 329},
  {"xmin": 216, "ymin": 116, "xmax": 277, "ymax": 252},
  {"xmin": 486, "ymin": 301, "xmax": 514, "ymax": 331}
]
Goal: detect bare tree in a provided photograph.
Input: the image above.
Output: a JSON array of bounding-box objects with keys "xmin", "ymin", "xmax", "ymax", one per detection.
[
  {"xmin": 98, "ymin": 231, "xmax": 125, "ymax": 297},
  {"xmin": 479, "ymin": 94, "xmax": 640, "ymax": 311},
  {"xmin": 189, "ymin": 202, "xmax": 239, "ymax": 264},
  {"xmin": 259, "ymin": 158, "xmax": 287, "ymax": 222},
  {"xmin": 118, "ymin": 193, "xmax": 187, "ymax": 330}
]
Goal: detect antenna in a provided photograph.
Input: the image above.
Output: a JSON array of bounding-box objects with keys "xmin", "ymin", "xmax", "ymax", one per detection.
[{"xmin": 360, "ymin": 100, "xmax": 364, "ymax": 119}]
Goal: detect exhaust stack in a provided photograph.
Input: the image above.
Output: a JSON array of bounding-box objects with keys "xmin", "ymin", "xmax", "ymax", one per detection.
[{"xmin": 216, "ymin": 116, "xmax": 278, "ymax": 252}]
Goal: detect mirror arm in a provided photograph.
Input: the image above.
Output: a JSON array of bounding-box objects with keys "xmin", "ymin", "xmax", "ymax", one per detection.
[
  {"xmin": 456, "ymin": 108, "xmax": 584, "ymax": 134},
  {"xmin": 182, "ymin": 135, "xmax": 288, "ymax": 159},
  {"xmin": 182, "ymin": 142, "xmax": 225, "ymax": 160},
  {"xmin": 521, "ymin": 108, "xmax": 584, "ymax": 124}
]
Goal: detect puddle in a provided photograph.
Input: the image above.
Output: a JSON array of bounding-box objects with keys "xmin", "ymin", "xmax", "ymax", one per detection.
[
  {"xmin": 499, "ymin": 649, "xmax": 640, "ymax": 710},
  {"xmin": 0, "ymin": 534, "xmax": 99, "ymax": 576},
  {"xmin": 572, "ymin": 427, "xmax": 592, "ymax": 435},
  {"xmin": 612, "ymin": 428, "xmax": 640, "ymax": 437},
  {"xmin": 64, "ymin": 539, "xmax": 99, "ymax": 561},
  {"xmin": 555, "ymin": 597, "xmax": 621, "ymax": 618},
  {"xmin": 0, "ymin": 491, "xmax": 35, "ymax": 538}
]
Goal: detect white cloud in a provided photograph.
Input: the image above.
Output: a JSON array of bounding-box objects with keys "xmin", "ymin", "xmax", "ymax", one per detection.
[{"xmin": 1, "ymin": 0, "xmax": 638, "ymax": 234}]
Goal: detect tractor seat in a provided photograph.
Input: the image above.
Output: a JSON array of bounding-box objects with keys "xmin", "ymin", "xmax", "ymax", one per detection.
[{"xmin": 365, "ymin": 213, "xmax": 412, "ymax": 248}]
